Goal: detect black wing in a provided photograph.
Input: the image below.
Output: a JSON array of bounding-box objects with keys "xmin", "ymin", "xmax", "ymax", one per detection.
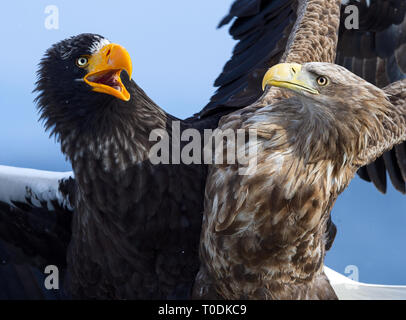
[
  {"xmin": 0, "ymin": 165, "xmax": 74, "ymax": 299},
  {"xmin": 197, "ymin": 0, "xmax": 296, "ymax": 118}
]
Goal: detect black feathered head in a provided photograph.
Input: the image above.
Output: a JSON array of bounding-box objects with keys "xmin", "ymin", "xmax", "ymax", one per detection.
[{"xmin": 34, "ymin": 33, "xmax": 134, "ymax": 139}]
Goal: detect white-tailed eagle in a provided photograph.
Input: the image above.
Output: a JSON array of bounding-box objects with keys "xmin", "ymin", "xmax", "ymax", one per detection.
[{"xmin": 194, "ymin": 62, "xmax": 406, "ymax": 299}]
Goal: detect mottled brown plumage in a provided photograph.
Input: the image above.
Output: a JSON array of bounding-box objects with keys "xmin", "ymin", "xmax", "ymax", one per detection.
[{"xmin": 193, "ymin": 63, "xmax": 406, "ymax": 300}]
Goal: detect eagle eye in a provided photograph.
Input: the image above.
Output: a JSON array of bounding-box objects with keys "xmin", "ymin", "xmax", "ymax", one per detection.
[
  {"xmin": 316, "ymin": 76, "xmax": 329, "ymax": 87},
  {"xmin": 76, "ymin": 56, "xmax": 89, "ymax": 68}
]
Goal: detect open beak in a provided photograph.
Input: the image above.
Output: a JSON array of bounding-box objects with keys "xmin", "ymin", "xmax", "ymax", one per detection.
[
  {"xmin": 84, "ymin": 43, "xmax": 132, "ymax": 101},
  {"xmin": 262, "ymin": 63, "xmax": 319, "ymax": 95}
]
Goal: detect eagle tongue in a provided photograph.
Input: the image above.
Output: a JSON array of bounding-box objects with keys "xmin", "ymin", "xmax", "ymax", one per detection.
[{"xmin": 89, "ymin": 70, "xmax": 121, "ymax": 89}]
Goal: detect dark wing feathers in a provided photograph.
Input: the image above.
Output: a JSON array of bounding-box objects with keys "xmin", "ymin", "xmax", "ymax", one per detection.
[
  {"xmin": 386, "ymin": 53, "xmax": 406, "ymax": 83},
  {"xmin": 356, "ymin": 165, "xmax": 371, "ymax": 182},
  {"xmin": 0, "ymin": 200, "xmax": 72, "ymax": 268},
  {"xmin": 336, "ymin": 1, "xmax": 406, "ymax": 193},
  {"xmin": 0, "ymin": 168, "xmax": 74, "ymax": 299},
  {"xmin": 365, "ymin": 157, "xmax": 387, "ymax": 194},
  {"xmin": 0, "ymin": 202, "xmax": 71, "ymax": 299},
  {"xmin": 395, "ymin": 143, "xmax": 406, "ymax": 182},
  {"xmin": 325, "ymin": 215, "xmax": 337, "ymax": 251},
  {"xmin": 383, "ymin": 149, "xmax": 406, "ymax": 194},
  {"xmin": 198, "ymin": 0, "xmax": 295, "ymax": 117},
  {"xmin": 203, "ymin": 0, "xmax": 405, "ymax": 118},
  {"xmin": 381, "ymin": 79, "xmax": 406, "ymax": 193},
  {"xmin": 0, "ymin": 239, "xmax": 66, "ymax": 299},
  {"xmin": 218, "ymin": 0, "xmax": 262, "ymax": 28}
]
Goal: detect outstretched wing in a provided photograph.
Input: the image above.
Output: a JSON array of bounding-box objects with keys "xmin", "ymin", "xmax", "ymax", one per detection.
[
  {"xmin": 0, "ymin": 165, "xmax": 74, "ymax": 299},
  {"xmin": 336, "ymin": 0, "xmax": 406, "ymax": 193},
  {"xmin": 197, "ymin": 0, "xmax": 296, "ymax": 118},
  {"xmin": 381, "ymin": 79, "xmax": 406, "ymax": 190}
]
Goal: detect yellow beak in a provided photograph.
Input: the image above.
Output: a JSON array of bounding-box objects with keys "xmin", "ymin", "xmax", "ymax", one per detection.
[
  {"xmin": 84, "ymin": 43, "xmax": 133, "ymax": 101},
  {"xmin": 262, "ymin": 63, "xmax": 319, "ymax": 95}
]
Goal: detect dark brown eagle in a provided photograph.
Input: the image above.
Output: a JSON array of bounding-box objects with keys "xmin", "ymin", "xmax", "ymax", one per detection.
[
  {"xmin": 0, "ymin": 0, "xmax": 404, "ymax": 299},
  {"xmin": 194, "ymin": 62, "xmax": 406, "ymax": 300}
]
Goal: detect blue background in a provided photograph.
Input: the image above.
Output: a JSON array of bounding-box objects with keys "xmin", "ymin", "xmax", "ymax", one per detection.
[{"xmin": 0, "ymin": 0, "xmax": 405, "ymax": 285}]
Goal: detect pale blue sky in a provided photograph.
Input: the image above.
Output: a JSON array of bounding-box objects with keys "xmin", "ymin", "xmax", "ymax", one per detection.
[{"xmin": 0, "ymin": 0, "xmax": 405, "ymax": 285}]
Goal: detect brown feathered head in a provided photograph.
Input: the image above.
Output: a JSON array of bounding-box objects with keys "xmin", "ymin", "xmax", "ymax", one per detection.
[
  {"xmin": 262, "ymin": 62, "xmax": 398, "ymax": 166},
  {"xmin": 262, "ymin": 62, "xmax": 391, "ymax": 114}
]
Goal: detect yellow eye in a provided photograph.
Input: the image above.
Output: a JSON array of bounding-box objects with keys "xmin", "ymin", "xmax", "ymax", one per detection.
[
  {"xmin": 317, "ymin": 76, "xmax": 329, "ymax": 86},
  {"xmin": 76, "ymin": 56, "xmax": 89, "ymax": 68}
]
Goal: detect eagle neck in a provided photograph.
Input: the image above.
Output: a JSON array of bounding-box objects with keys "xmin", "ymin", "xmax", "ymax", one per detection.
[
  {"xmin": 277, "ymin": 96, "xmax": 357, "ymax": 171},
  {"xmin": 60, "ymin": 85, "xmax": 169, "ymax": 173}
]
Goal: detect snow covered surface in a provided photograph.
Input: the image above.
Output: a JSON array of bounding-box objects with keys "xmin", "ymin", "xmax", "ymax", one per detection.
[
  {"xmin": 325, "ymin": 266, "xmax": 406, "ymax": 300},
  {"xmin": 0, "ymin": 165, "xmax": 74, "ymax": 211}
]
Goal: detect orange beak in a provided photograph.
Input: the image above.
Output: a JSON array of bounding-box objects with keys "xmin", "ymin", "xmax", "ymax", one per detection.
[{"xmin": 84, "ymin": 43, "xmax": 133, "ymax": 101}]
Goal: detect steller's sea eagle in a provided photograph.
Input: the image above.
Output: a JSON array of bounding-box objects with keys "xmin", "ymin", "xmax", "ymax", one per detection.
[
  {"xmin": 0, "ymin": 0, "xmax": 405, "ymax": 299},
  {"xmin": 193, "ymin": 62, "xmax": 406, "ymax": 300}
]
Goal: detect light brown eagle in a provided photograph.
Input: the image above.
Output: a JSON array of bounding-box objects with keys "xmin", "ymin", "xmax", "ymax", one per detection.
[{"xmin": 193, "ymin": 62, "xmax": 406, "ymax": 300}]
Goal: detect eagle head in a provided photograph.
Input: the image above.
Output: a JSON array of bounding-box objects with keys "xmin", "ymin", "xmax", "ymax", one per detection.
[
  {"xmin": 261, "ymin": 62, "xmax": 391, "ymax": 114},
  {"xmin": 34, "ymin": 33, "xmax": 134, "ymax": 138},
  {"xmin": 262, "ymin": 62, "xmax": 397, "ymax": 166}
]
